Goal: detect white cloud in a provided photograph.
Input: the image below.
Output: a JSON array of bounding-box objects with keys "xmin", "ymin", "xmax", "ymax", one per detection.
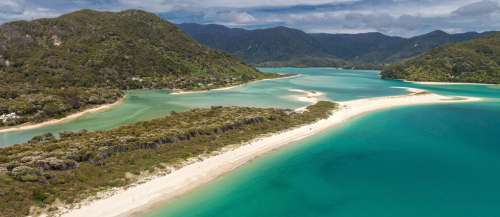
[
  {"xmin": 116, "ymin": 0, "xmax": 177, "ymax": 12},
  {"xmin": 0, "ymin": 0, "xmax": 26, "ymax": 15},
  {"xmin": 452, "ymin": 0, "xmax": 500, "ymax": 16},
  {"xmin": 0, "ymin": 0, "xmax": 499, "ymax": 36},
  {"xmin": 193, "ymin": 0, "xmax": 358, "ymax": 8},
  {"xmin": 0, "ymin": 1, "xmax": 61, "ymax": 23},
  {"xmin": 224, "ymin": 11, "xmax": 256, "ymax": 24}
]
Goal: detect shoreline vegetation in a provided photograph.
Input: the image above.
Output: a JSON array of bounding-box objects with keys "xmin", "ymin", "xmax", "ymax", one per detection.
[
  {"xmin": 288, "ymin": 89, "xmax": 326, "ymax": 112},
  {"xmin": 0, "ymin": 88, "xmax": 480, "ymax": 217},
  {"xmin": 1, "ymin": 7, "xmax": 494, "ymax": 217},
  {"xmin": 398, "ymin": 79, "xmax": 496, "ymax": 86},
  {"xmin": 0, "ymin": 9, "xmax": 271, "ymax": 130},
  {"xmin": 0, "ymin": 99, "xmax": 338, "ymax": 217},
  {"xmin": 0, "ymin": 74, "xmax": 292, "ymax": 135},
  {"xmin": 0, "ymin": 73, "xmax": 278, "ymax": 131},
  {"xmin": 380, "ymin": 32, "xmax": 500, "ymax": 84},
  {"xmin": 171, "ymin": 73, "xmax": 300, "ymax": 95},
  {"xmin": 61, "ymin": 89, "xmax": 480, "ymax": 217},
  {"xmin": 0, "ymin": 98, "xmax": 125, "ymax": 134},
  {"xmin": 411, "ymin": 81, "xmax": 496, "ymax": 86}
]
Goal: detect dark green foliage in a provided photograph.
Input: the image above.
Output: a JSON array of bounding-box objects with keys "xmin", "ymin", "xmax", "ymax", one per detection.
[
  {"xmin": 0, "ymin": 101, "xmax": 337, "ymax": 216},
  {"xmin": 0, "ymin": 85, "xmax": 122, "ymax": 127},
  {"xmin": 0, "ymin": 10, "xmax": 266, "ymax": 90},
  {"xmin": 177, "ymin": 23, "xmax": 487, "ymax": 67},
  {"xmin": 380, "ymin": 30, "xmax": 483, "ymax": 63},
  {"xmin": 381, "ymin": 32, "xmax": 500, "ymax": 83},
  {"xmin": 33, "ymin": 191, "xmax": 49, "ymax": 203},
  {"xmin": 178, "ymin": 24, "xmax": 329, "ymax": 65},
  {"xmin": 0, "ymin": 10, "xmax": 274, "ymax": 127}
]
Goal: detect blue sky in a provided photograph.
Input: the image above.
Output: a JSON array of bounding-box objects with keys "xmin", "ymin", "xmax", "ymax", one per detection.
[{"xmin": 1, "ymin": 0, "xmax": 499, "ymax": 37}]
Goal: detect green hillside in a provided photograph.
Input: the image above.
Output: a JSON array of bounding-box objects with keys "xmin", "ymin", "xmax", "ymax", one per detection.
[
  {"xmin": 381, "ymin": 32, "xmax": 500, "ymax": 83},
  {"xmin": 0, "ymin": 10, "xmax": 270, "ymax": 127}
]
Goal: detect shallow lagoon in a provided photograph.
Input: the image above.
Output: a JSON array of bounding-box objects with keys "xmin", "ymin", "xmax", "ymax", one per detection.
[
  {"xmin": 1, "ymin": 68, "xmax": 410, "ymax": 146},
  {"xmin": 2, "ymin": 67, "xmax": 499, "ymax": 216}
]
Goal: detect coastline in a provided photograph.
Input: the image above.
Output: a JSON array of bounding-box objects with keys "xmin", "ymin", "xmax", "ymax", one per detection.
[
  {"xmin": 170, "ymin": 83, "xmax": 246, "ymax": 95},
  {"xmin": 288, "ymin": 89, "xmax": 326, "ymax": 112},
  {"xmin": 59, "ymin": 89, "xmax": 481, "ymax": 217},
  {"xmin": 0, "ymin": 75, "xmax": 298, "ymax": 134},
  {"xmin": 171, "ymin": 74, "xmax": 302, "ymax": 95},
  {"xmin": 0, "ymin": 97, "xmax": 125, "ymax": 134},
  {"xmin": 401, "ymin": 79, "xmax": 496, "ymax": 86}
]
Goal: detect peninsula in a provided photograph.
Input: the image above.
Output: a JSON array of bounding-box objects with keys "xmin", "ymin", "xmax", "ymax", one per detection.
[
  {"xmin": 0, "ymin": 88, "xmax": 479, "ymax": 217},
  {"xmin": 60, "ymin": 89, "xmax": 481, "ymax": 217}
]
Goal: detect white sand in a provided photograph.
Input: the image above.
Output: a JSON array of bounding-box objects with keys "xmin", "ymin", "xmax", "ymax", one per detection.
[
  {"xmin": 402, "ymin": 80, "xmax": 495, "ymax": 86},
  {"xmin": 0, "ymin": 98, "xmax": 124, "ymax": 134},
  {"xmin": 288, "ymin": 89, "xmax": 326, "ymax": 112},
  {"xmin": 170, "ymin": 83, "xmax": 244, "ymax": 95},
  {"xmin": 171, "ymin": 74, "xmax": 302, "ymax": 95},
  {"xmin": 59, "ymin": 89, "xmax": 481, "ymax": 217}
]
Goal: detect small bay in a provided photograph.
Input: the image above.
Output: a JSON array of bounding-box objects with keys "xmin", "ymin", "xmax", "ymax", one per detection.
[
  {"xmin": 5, "ymin": 67, "xmax": 497, "ymax": 147},
  {"xmin": 1, "ymin": 68, "xmax": 409, "ymax": 146}
]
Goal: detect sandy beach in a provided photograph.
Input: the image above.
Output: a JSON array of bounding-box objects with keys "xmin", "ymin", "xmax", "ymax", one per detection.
[
  {"xmin": 0, "ymin": 98, "xmax": 124, "ymax": 134},
  {"xmin": 0, "ymin": 75, "xmax": 298, "ymax": 133},
  {"xmin": 58, "ymin": 89, "xmax": 481, "ymax": 217},
  {"xmin": 171, "ymin": 74, "xmax": 302, "ymax": 95},
  {"xmin": 170, "ymin": 83, "xmax": 246, "ymax": 95},
  {"xmin": 402, "ymin": 80, "xmax": 496, "ymax": 86},
  {"xmin": 288, "ymin": 89, "xmax": 326, "ymax": 112}
]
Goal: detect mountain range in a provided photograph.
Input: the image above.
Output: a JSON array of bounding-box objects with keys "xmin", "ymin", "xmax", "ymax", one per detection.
[{"xmin": 178, "ymin": 23, "xmax": 492, "ymax": 68}]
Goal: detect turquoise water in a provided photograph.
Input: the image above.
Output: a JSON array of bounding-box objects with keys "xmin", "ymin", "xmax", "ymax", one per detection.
[
  {"xmin": 1, "ymin": 67, "xmax": 499, "ymax": 216},
  {"xmin": 401, "ymin": 82, "xmax": 500, "ymax": 99},
  {"xmin": 147, "ymin": 101, "xmax": 500, "ymax": 217},
  {"xmin": 1, "ymin": 68, "xmax": 409, "ymax": 146},
  {"xmin": 141, "ymin": 67, "xmax": 500, "ymax": 217},
  {"xmin": 6, "ymin": 67, "xmax": 497, "ymax": 147}
]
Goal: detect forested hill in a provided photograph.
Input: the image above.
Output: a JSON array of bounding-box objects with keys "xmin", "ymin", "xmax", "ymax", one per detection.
[
  {"xmin": 0, "ymin": 10, "xmax": 269, "ymax": 127},
  {"xmin": 0, "ymin": 9, "xmax": 265, "ymax": 90},
  {"xmin": 381, "ymin": 32, "xmax": 500, "ymax": 84},
  {"xmin": 177, "ymin": 24, "xmax": 331, "ymax": 65},
  {"xmin": 177, "ymin": 23, "xmax": 487, "ymax": 67}
]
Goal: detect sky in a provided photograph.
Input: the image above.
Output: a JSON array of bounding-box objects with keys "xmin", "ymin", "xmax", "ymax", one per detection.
[{"xmin": 0, "ymin": 0, "xmax": 499, "ymax": 37}]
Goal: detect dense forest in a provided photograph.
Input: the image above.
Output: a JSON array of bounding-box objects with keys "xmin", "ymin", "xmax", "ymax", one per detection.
[
  {"xmin": 0, "ymin": 101, "xmax": 337, "ymax": 216},
  {"xmin": 381, "ymin": 32, "xmax": 500, "ymax": 83},
  {"xmin": 0, "ymin": 9, "xmax": 273, "ymax": 127},
  {"xmin": 178, "ymin": 23, "xmax": 490, "ymax": 68}
]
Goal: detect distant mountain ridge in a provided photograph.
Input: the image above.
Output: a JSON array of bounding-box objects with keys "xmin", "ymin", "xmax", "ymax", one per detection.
[
  {"xmin": 179, "ymin": 24, "xmax": 330, "ymax": 64},
  {"xmin": 178, "ymin": 23, "xmax": 490, "ymax": 68}
]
